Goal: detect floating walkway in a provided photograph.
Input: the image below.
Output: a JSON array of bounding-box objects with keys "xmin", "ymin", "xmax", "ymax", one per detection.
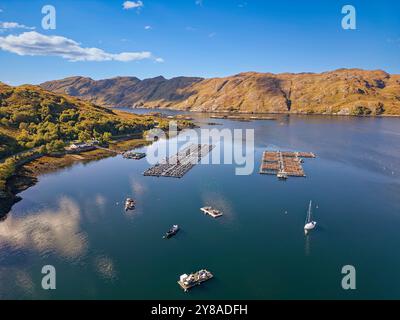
[
  {"xmin": 259, "ymin": 150, "xmax": 316, "ymax": 178},
  {"xmin": 143, "ymin": 144, "xmax": 214, "ymax": 178}
]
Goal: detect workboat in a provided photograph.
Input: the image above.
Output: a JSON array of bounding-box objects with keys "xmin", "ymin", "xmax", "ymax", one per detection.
[
  {"xmin": 304, "ymin": 200, "xmax": 317, "ymax": 235},
  {"xmin": 163, "ymin": 225, "xmax": 179, "ymax": 239},
  {"xmin": 125, "ymin": 198, "xmax": 136, "ymax": 211},
  {"xmin": 178, "ymin": 269, "xmax": 213, "ymax": 292}
]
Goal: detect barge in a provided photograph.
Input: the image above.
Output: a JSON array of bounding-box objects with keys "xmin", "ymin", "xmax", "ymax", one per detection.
[
  {"xmin": 178, "ymin": 269, "xmax": 214, "ymax": 292},
  {"xmin": 200, "ymin": 206, "xmax": 223, "ymax": 218},
  {"xmin": 123, "ymin": 152, "xmax": 146, "ymax": 160}
]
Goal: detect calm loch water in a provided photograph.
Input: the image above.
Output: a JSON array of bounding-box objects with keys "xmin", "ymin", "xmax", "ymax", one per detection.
[{"xmin": 1, "ymin": 111, "xmax": 400, "ymax": 299}]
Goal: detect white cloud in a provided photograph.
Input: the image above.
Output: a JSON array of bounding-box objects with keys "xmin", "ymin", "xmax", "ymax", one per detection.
[
  {"xmin": 155, "ymin": 57, "xmax": 164, "ymax": 63},
  {"xmin": 0, "ymin": 21, "xmax": 35, "ymax": 30},
  {"xmin": 0, "ymin": 31, "xmax": 162, "ymax": 62},
  {"xmin": 123, "ymin": 1, "xmax": 143, "ymax": 10},
  {"xmin": 144, "ymin": 25, "xmax": 152, "ymax": 30}
]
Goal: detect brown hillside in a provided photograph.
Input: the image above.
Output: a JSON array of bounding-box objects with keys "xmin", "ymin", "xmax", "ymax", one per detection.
[{"xmin": 41, "ymin": 69, "xmax": 400, "ymax": 116}]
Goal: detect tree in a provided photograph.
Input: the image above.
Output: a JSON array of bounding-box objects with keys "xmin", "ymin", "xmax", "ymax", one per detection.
[
  {"xmin": 46, "ymin": 140, "xmax": 65, "ymax": 153},
  {"xmin": 19, "ymin": 122, "xmax": 28, "ymax": 130},
  {"xmin": 0, "ymin": 158, "xmax": 16, "ymax": 191},
  {"xmin": 38, "ymin": 144, "xmax": 48, "ymax": 154},
  {"xmin": 102, "ymin": 132, "xmax": 112, "ymax": 142},
  {"xmin": 78, "ymin": 131, "xmax": 91, "ymax": 142}
]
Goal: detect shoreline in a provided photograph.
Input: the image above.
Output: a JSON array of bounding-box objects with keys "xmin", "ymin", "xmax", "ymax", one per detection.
[
  {"xmin": 0, "ymin": 137, "xmax": 151, "ymax": 218},
  {"xmin": 125, "ymin": 107, "xmax": 400, "ymax": 118}
]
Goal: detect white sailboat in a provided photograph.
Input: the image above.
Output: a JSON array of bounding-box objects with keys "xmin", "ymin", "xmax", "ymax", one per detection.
[{"xmin": 304, "ymin": 200, "xmax": 317, "ymax": 235}]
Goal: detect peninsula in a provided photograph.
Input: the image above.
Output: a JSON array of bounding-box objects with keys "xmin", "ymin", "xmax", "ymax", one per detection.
[{"xmin": 0, "ymin": 82, "xmax": 190, "ymax": 216}]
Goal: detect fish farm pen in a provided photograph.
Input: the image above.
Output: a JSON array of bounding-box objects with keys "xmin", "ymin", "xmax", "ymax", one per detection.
[
  {"xmin": 259, "ymin": 151, "xmax": 316, "ymax": 178},
  {"xmin": 143, "ymin": 144, "xmax": 215, "ymax": 178}
]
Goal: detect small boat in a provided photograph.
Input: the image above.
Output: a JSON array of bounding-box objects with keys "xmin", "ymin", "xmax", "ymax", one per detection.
[
  {"xmin": 163, "ymin": 225, "xmax": 179, "ymax": 239},
  {"xmin": 304, "ymin": 200, "xmax": 317, "ymax": 235},
  {"xmin": 277, "ymin": 171, "xmax": 288, "ymax": 180},
  {"xmin": 125, "ymin": 198, "xmax": 136, "ymax": 211}
]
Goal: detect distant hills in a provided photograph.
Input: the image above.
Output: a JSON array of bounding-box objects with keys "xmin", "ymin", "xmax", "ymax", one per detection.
[{"xmin": 41, "ymin": 69, "xmax": 400, "ymax": 116}]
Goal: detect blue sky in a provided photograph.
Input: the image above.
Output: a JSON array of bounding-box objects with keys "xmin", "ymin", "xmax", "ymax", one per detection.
[{"xmin": 0, "ymin": 0, "xmax": 399, "ymax": 85}]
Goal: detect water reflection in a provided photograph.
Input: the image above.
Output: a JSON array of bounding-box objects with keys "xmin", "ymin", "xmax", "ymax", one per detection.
[
  {"xmin": 305, "ymin": 234, "xmax": 311, "ymax": 256},
  {"xmin": 0, "ymin": 267, "xmax": 35, "ymax": 299},
  {"xmin": 95, "ymin": 195, "xmax": 107, "ymax": 208},
  {"xmin": 0, "ymin": 197, "xmax": 87, "ymax": 260},
  {"xmin": 131, "ymin": 180, "xmax": 147, "ymax": 196}
]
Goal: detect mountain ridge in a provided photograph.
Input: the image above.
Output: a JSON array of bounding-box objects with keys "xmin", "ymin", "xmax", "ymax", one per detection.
[{"xmin": 40, "ymin": 69, "xmax": 400, "ymax": 116}]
